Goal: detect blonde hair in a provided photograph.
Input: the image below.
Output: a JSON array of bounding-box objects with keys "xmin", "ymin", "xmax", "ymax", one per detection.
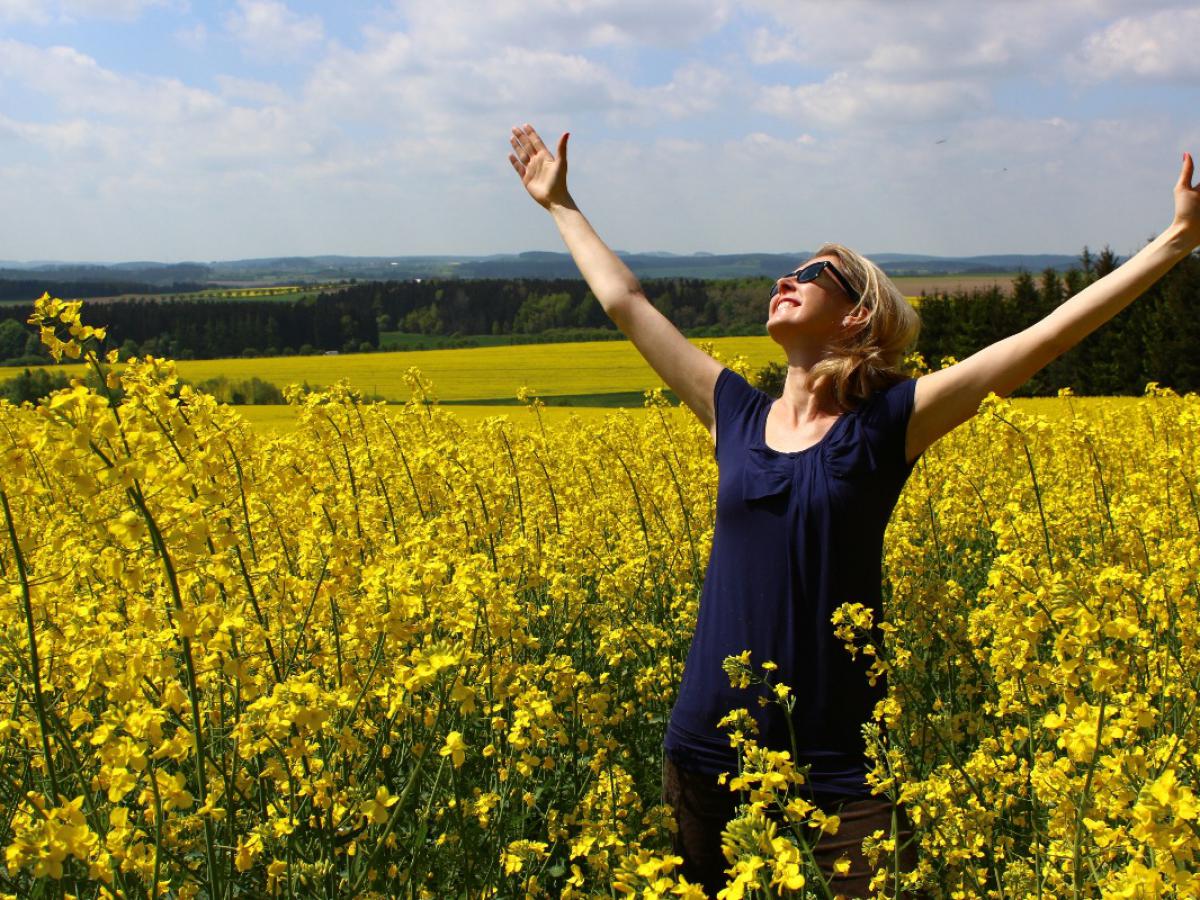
[{"xmin": 806, "ymin": 242, "xmax": 921, "ymax": 411}]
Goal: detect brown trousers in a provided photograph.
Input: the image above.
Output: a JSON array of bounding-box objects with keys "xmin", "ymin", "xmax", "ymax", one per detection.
[{"xmin": 662, "ymin": 756, "xmax": 919, "ymax": 898}]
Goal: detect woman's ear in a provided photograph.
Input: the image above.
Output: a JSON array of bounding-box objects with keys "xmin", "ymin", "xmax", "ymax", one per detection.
[{"xmin": 842, "ymin": 305, "xmax": 870, "ymax": 332}]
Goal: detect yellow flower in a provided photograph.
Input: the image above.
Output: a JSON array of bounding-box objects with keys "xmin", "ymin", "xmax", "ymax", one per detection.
[{"xmin": 440, "ymin": 731, "xmax": 467, "ymax": 768}]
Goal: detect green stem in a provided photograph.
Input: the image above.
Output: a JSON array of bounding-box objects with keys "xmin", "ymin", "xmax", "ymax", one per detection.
[
  {"xmin": 128, "ymin": 484, "xmax": 221, "ymax": 898},
  {"xmin": 0, "ymin": 489, "xmax": 60, "ymax": 801}
]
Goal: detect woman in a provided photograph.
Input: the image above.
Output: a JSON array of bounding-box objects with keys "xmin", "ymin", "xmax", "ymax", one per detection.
[{"xmin": 507, "ymin": 123, "xmax": 1200, "ymax": 895}]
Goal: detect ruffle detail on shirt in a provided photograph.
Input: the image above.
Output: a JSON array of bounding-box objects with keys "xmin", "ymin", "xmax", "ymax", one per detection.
[
  {"xmin": 822, "ymin": 411, "xmax": 882, "ymax": 479},
  {"xmin": 742, "ymin": 447, "xmax": 798, "ymax": 501},
  {"xmin": 742, "ymin": 401, "xmax": 884, "ymax": 500}
]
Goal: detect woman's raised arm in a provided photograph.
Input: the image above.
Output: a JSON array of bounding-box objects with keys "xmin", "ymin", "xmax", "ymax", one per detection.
[
  {"xmin": 905, "ymin": 151, "xmax": 1200, "ymax": 464},
  {"xmin": 508, "ymin": 124, "xmax": 722, "ymax": 436}
]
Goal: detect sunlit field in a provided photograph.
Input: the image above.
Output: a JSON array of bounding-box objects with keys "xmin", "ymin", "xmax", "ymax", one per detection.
[
  {"xmin": 3, "ymin": 298, "xmax": 1198, "ymax": 898},
  {"xmin": 232, "ymin": 394, "xmax": 1144, "ymax": 435},
  {"xmin": 23, "ymin": 337, "xmax": 781, "ymax": 403}
]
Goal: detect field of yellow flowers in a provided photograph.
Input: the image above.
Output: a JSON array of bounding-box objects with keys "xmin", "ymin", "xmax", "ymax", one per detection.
[{"xmin": 1, "ymin": 296, "xmax": 1198, "ymax": 898}]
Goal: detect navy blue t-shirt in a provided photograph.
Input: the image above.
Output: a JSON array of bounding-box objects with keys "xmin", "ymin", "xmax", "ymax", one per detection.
[{"xmin": 664, "ymin": 368, "xmax": 920, "ymax": 802}]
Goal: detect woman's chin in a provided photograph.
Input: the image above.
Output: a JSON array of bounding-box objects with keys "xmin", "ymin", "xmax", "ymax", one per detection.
[{"xmin": 766, "ymin": 318, "xmax": 795, "ymax": 344}]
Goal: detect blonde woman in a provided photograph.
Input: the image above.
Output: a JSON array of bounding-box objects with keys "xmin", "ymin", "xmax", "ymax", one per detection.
[{"xmin": 508, "ymin": 123, "xmax": 1200, "ymax": 895}]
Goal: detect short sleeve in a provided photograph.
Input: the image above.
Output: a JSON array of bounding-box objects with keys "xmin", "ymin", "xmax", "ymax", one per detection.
[
  {"xmin": 713, "ymin": 368, "xmax": 766, "ymax": 463},
  {"xmin": 823, "ymin": 377, "xmax": 918, "ymax": 478},
  {"xmin": 859, "ymin": 377, "xmax": 918, "ymax": 471}
]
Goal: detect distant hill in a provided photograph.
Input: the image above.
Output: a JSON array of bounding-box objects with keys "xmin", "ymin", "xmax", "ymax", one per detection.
[{"xmin": 0, "ymin": 251, "xmax": 1081, "ymax": 289}]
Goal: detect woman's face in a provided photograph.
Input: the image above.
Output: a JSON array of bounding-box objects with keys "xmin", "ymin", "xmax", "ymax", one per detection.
[{"xmin": 765, "ymin": 255, "xmax": 859, "ymax": 343}]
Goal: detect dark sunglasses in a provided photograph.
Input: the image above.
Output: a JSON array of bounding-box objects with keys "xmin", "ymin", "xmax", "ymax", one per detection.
[{"xmin": 769, "ymin": 260, "xmax": 861, "ymax": 305}]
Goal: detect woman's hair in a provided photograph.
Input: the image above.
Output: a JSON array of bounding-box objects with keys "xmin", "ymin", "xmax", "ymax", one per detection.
[{"xmin": 806, "ymin": 242, "xmax": 921, "ymax": 411}]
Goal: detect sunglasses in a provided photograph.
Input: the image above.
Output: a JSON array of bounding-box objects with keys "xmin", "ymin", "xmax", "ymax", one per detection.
[{"xmin": 769, "ymin": 260, "xmax": 861, "ymax": 305}]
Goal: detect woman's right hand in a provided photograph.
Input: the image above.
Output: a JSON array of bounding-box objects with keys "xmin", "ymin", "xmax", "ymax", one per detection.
[{"xmin": 509, "ymin": 124, "xmax": 571, "ymax": 210}]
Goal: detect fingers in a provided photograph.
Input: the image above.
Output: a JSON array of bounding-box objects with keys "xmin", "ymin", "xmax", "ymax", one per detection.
[
  {"xmin": 521, "ymin": 123, "xmax": 548, "ymax": 155},
  {"xmin": 510, "ymin": 123, "xmax": 558, "ymax": 164},
  {"xmin": 510, "ymin": 130, "xmax": 531, "ymax": 166},
  {"xmin": 508, "ymin": 154, "xmax": 526, "ymax": 178},
  {"xmin": 1180, "ymin": 151, "xmax": 1196, "ymax": 191},
  {"xmin": 556, "ymin": 132, "xmax": 569, "ymax": 166}
]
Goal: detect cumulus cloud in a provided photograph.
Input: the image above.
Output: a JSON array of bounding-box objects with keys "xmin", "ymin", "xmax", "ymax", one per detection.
[
  {"xmin": 225, "ymin": 0, "xmax": 325, "ymax": 61},
  {"xmin": 174, "ymin": 23, "xmax": 208, "ymax": 51},
  {"xmin": 61, "ymin": 0, "xmax": 167, "ymax": 19},
  {"xmin": 637, "ymin": 63, "xmax": 731, "ymax": 120},
  {"xmin": 745, "ymin": 1, "xmax": 1065, "ymax": 76},
  {"xmin": 746, "ymin": 0, "xmax": 1193, "ymax": 81},
  {"xmin": 0, "ymin": 0, "xmax": 51, "ymax": 22},
  {"xmin": 0, "ymin": 40, "xmax": 223, "ymax": 123},
  {"xmin": 295, "ymin": 0, "xmax": 736, "ymax": 136},
  {"xmin": 1072, "ymin": 7, "xmax": 1200, "ymax": 80},
  {"xmin": 0, "ymin": 38, "xmax": 325, "ymax": 177},
  {"xmin": 397, "ymin": 0, "xmax": 732, "ymax": 53},
  {"xmin": 302, "ymin": 26, "xmax": 728, "ymax": 150},
  {"xmin": 216, "ymin": 75, "xmax": 289, "ymax": 106},
  {"xmin": 757, "ymin": 72, "xmax": 989, "ymax": 128},
  {"xmin": 0, "ymin": 2, "xmax": 1194, "ymax": 259},
  {"xmin": 1, "ymin": 0, "xmax": 166, "ymax": 22}
]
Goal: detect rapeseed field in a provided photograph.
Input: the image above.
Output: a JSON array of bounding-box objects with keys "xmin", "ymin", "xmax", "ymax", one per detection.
[
  {"xmin": 2, "ymin": 296, "xmax": 1198, "ymax": 897},
  {"xmin": 233, "ymin": 396, "xmax": 1139, "ymax": 435},
  {"xmin": 173, "ymin": 337, "xmax": 783, "ymax": 403}
]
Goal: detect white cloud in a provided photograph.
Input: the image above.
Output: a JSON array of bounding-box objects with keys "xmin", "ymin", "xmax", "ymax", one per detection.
[
  {"xmin": 174, "ymin": 23, "xmax": 208, "ymax": 51},
  {"xmin": 0, "ymin": 0, "xmax": 50, "ymax": 23},
  {"xmin": 62, "ymin": 0, "xmax": 166, "ymax": 19},
  {"xmin": 397, "ymin": 0, "xmax": 731, "ymax": 53},
  {"xmin": 0, "ymin": 40, "xmax": 223, "ymax": 123},
  {"xmin": 303, "ymin": 29, "xmax": 416, "ymax": 119},
  {"xmin": 225, "ymin": 0, "xmax": 325, "ymax": 60},
  {"xmin": 1, "ymin": 3, "xmax": 1195, "ymax": 260},
  {"xmin": 757, "ymin": 72, "xmax": 989, "ymax": 128},
  {"xmin": 1073, "ymin": 7, "xmax": 1200, "ymax": 81},
  {"xmin": 746, "ymin": 0, "xmax": 1193, "ymax": 82},
  {"xmin": 744, "ymin": 1, "xmax": 1063, "ymax": 76},
  {"xmin": 0, "ymin": 38, "xmax": 324, "ymax": 179},
  {"xmin": 638, "ymin": 63, "xmax": 731, "ymax": 120},
  {"xmin": 0, "ymin": 0, "xmax": 166, "ymax": 22},
  {"xmin": 302, "ymin": 27, "xmax": 726, "ymax": 152},
  {"xmin": 216, "ymin": 75, "xmax": 289, "ymax": 106},
  {"xmin": 0, "ymin": 113, "xmax": 122, "ymax": 157}
]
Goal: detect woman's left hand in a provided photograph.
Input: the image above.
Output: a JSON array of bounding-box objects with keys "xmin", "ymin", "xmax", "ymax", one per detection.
[{"xmin": 1174, "ymin": 152, "xmax": 1200, "ymax": 251}]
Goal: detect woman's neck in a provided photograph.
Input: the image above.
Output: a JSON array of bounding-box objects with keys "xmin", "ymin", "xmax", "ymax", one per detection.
[
  {"xmin": 773, "ymin": 339, "xmax": 843, "ymax": 419},
  {"xmin": 777, "ymin": 368, "xmax": 841, "ymax": 422}
]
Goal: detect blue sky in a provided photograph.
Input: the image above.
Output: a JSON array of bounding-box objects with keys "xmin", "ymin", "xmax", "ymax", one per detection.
[{"xmin": 1, "ymin": 0, "xmax": 1198, "ymax": 262}]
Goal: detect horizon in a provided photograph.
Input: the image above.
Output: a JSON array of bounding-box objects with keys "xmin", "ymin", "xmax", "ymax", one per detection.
[
  {"xmin": 0, "ymin": 248, "xmax": 1090, "ymax": 269},
  {"xmin": 2, "ymin": 2, "xmax": 1197, "ymax": 262}
]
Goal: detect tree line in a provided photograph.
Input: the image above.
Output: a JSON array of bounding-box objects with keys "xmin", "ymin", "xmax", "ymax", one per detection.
[
  {"xmin": 2, "ymin": 247, "xmax": 1197, "ymax": 396},
  {"xmin": 916, "ymin": 248, "xmax": 1200, "ymax": 396},
  {"xmin": 0, "ymin": 293, "xmax": 379, "ymax": 363},
  {"xmin": 0, "ymin": 277, "xmax": 208, "ymax": 300},
  {"xmin": 335, "ymin": 277, "xmax": 772, "ymax": 336}
]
